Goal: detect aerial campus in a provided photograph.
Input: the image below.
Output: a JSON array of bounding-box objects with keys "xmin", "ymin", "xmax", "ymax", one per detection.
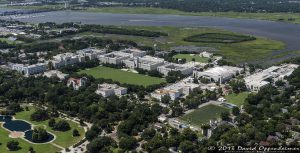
[{"xmin": 1, "ymin": 0, "xmax": 300, "ymax": 153}]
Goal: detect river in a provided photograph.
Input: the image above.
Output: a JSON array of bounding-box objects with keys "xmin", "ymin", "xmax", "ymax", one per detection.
[{"xmin": 1, "ymin": 10, "xmax": 300, "ymax": 63}]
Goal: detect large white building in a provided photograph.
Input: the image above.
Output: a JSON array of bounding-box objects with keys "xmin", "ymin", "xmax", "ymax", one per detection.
[
  {"xmin": 98, "ymin": 51, "xmax": 131, "ymax": 65},
  {"xmin": 51, "ymin": 53, "xmax": 85, "ymax": 69},
  {"xmin": 43, "ymin": 70, "xmax": 69, "ymax": 80},
  {"xmin": 12, "ymin": 63, "xmax": 47, "ymax": 76},
  {"xmin": 244, "ymin": 64, "xmax": 298, "ymax": 92},
  {"xmin": 123, "ymin": 55, "xmax": 165, "ymax": 71},
  {"xmin": 76, "ymin": 48, "xmax": 106, "ymax": 60},
  {"xmin": 119, "ymin": 48, "xmax": 147, "ymax": 57},
  {"xmin": 151, "ymin": 81, "xmax": 200, "ymax": 100},
  {"xmin": 193, "ymin": 66, "xmax": 244, "ymax": 83},
  {"xmin": 157, "ymin": 63, "xmax": 194, "ymax": 76},
  {"xmin": 95, "ymin": 83, "xmax": 127, "ymax": 97}
]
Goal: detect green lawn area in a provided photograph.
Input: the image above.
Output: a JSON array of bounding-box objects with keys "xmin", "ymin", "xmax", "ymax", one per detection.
[
  {"xmin": 0, "ymin": 127, "xmax": 60, "ymax": 153},
  {"xmin": 180, "ymin": 104, "xmax": 230, "ymax": 126},
  {"xmin": 83, "ymin": 7, "xmax": 300, "ymax": 24},
  {"xmin": 0, "ymin": 38, "xmax": 22, "ymax": 44},
  {"xmin": 78, "ymin": 66, "xmax": 166, "ymax": 87},
  {"xmin": 225, "ymin": 92, "xmax": 250, "ymax": 107},
  {"xmin": 173, "ymin": 54, "xmax": 209, "ymax": 63},
  {"xmin": 14, "ymin": 106, "xmax": 85, "ymax": 148},
  {"xmin": 75, "ymin": 25, "xmax": 284, "ymax": 64}
]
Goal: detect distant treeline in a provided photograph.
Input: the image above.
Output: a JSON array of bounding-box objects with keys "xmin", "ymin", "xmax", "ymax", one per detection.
[
  {"xmin": 81, "ymin": 25, "xmax": 168, "ymax": 37},
  {"xmin": 183, "ymin": 33, "xmax": 256, "ymax": 43},
  {"xmin": 91, "ymin": 0, "xmax": 300, "ymax": 13}
]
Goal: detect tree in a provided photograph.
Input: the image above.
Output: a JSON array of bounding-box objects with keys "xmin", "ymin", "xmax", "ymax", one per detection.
[
  {"xmin": 29, "ymin": 146, "xmax": 35, "ymax": 153},
  {"xmin": 6, "ymin": 140, "xmax": 20, "ymax": 151},
  {"xmin": 119, "ymin": 136, "xmax": 137, "ymax": 150},
  {"xmin": 30, "ymin": 109, "xmax": 49, "ymax": 121},
  {"xmin": 161, "ymin": 95, "xmax": 171, "ymax": 104},
  {"xmin": 179, "ymin": 140, "xmax": 197, "ymax": 153},
  {"xmin": 87, "ymin": 137, "xmax": 116, "ymax": 153},
  {"xmin": 141, "ymin": 128, "xmax": 156, "ymax": 140},
  {"xmin": 221, "ymin": 111, "xmax": 230, "ymax": 121},
  {"xmin": 85, "ymin": 130, "xmax": 98, "ymax": 141},
  {"xmin": 48, "ymin": 118, "xmax": 56, "ymax": 127},
  {"xmin": 73, "ymin": 129, "xmax": 80, "ymax": 137},
  {"xmin": 232, "ymin": 107, "xmax": 240, "ymax": 116},
  {"xmin": 229, "ymin": 79, "xmax": 246, "ymax": 93},
  {"xmin": 181, "ymin": 128, "xmax": 198, "ymax": 141},
  {"xmin": 32, "ymin": 128, "xmax": 49, "ymax": 142},
  {"xmin": 53, "ymin": 120, "xmax": 71, "ymax": 131}
]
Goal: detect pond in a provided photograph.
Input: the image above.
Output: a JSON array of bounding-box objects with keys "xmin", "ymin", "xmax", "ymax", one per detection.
[{"xmin": 0, "ymin": 115, "xmax": 55, "ymax": 143}]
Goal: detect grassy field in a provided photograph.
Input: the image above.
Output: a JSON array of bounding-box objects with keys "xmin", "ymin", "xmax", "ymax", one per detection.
[
  {"xmin": 0, "ymin": 127, "xmax": 60, "ymax": 153},
  {"xmin": 173, "ymin": 54, "xmax": 209, "ymax": 63},
  {"xmin": 0, "ymin": 38, "xmax": 22, "ymax": 44},
  {"xmin": 76, "ymin": 26, "xmax": 284, "ymax": 64},
  {"xmin": 14, "ymin": 106, "xmax": 85, "ymax": 148},
  {"xmin": 180, "ymin": 104, "xmax": 230, "ymax": 126},
  {"xmin": 83, "ymin": 7, "xmax": 300, "ymax": 24},
  {"xmin": 225, "ymin": 92, "xmax": 250, "ymax": 107},
  {"xmin": 78, "ymin": 66, "xmax": 166, "ymax": 87}
]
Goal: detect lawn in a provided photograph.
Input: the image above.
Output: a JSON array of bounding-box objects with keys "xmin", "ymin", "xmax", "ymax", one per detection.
[
  {"xmin": 78, "ymin": 66, "xmax": 166, "ymax": 87},
  {"xmin": 14, "ymin": 106, "xmax": 85, "ymax": 148},
  {"xmin": 82, "ymin": 7, "xmax": 300, "ymax": 24},
  {"xmin": 180, "ymin": 104, "xmax": 230, "ymax": 126},
  {"xmin": 173, "ymin": 54, "xmax": 209, "ymax": 63},
  {"xmin": 0, "ymin": 38, "xmax": 22, "ymax": 44},
  {"xmin": 225, "ymin": 92, "xmax": 250, "ymax": 107},
  {"xmin": 75, "ymin": 26, "xmax": 284, "ymax": 64}
]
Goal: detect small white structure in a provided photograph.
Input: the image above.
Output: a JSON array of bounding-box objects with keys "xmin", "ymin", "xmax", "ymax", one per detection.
[
  {"xmin": 200, "ymin": 51, "xmax": 213, "ymax": 58},
  {"xmin": 44, "ymin": 70, "xmax": 69, "ymax": 80},
  {"xmin": 244, "ymin": 64, "xmax": 298, "ymax": 92},
  {"xmin": 95, "ymin": 83, "xmax": 127, "ymax": 97},
  {"xmin": 193, "ymin": 66, "xmax": 244, "ymax": 83},
  {"xmin": 67, "ymin": 77, "xmax": 87, "ymax": 90},
  {"xmin": 158, "ymin": 114, "xmax": 168, "ymax": 123},
  {"xmin": 12, "ymin": 63, "xmax": 47, "ymax": 76},
  {"xmin": 151, "ymin": 81, "xmax": 200, "ymax": 100},
  {"xmin": 157, "ymin": 63, "xmax": 194, "ymax": 76}
]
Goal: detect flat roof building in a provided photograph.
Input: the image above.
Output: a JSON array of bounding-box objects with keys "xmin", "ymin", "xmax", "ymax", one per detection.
[
  {"xmin": 12, "ymin": 63, "xmax": 47, "ymax": 76},
  {"xmin": 123, "ymin": 55, "xmax": 165, "ymax": 71},
  {"xmin": 151, "ymin": 81, "xmax": 200, "ymax": 101},
  {"xmin": 95, "ymin": 83, "xmax": 127, "ymax": 97},
  {"xmin": 119, "ymin": 48, "xmax": 147, "ymax": 57},
  {"xmin": 98, "ymin": 51, "xmax": 131, "ymax": 65},
  {"xmin": 157, "ymin": 63, "xmax": 194, "ymax": 76},
  {"xmin": 44, "ymin": 70, "xmax": 69, "ymax": 80},
  {"xmin": 244, "ymin": 64, "xmax": 298, "ymax": 92},
  {"xmin": 51, "ymin": 53, "xmax": 85, "ymax": 69},
  {"xmin": 76, "ymin": 48, "xmax": 106, "ymax": 60},
  {"xmin": 193, "ymin": 66, "xmax": 244, "ymax": 83}
]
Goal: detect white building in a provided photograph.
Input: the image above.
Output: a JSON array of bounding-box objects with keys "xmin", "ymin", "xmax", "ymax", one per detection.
[
  {"xmin": 123, "ymin": 55, "xmax": 165, "ymax": 71},
  {"xmin": 76, "ymin": 48, "xmax": 106, "ymax": 60},
  {"xmin": 95, "ymin": 83, "xmax": 127, "ymax": 97},
  {"xmin": 67, "ymin": 77, "xmax": 87, "ymax": 90},
  {"xmin": 193, "ymin": 66, "xmax": 244, "ymax": 83},
  {"xmin": 151, "ymin": 81, "xmax": 200, "ymax": 101},
  {"xmin": 44, "ymin": 70, "xmax": 69, "ymax": 80},
  {"xmin": 119, "ymin": 48, "xmax": 147, "ymax": 57},
  {"xmin": 157, "ymin": 63, "xmax": 194, "ymax": 76},
  {"xmin": 12, "ymin": 63, "xmax": 47, "ymax": 76},
  {"xmin": 98, "ymin": 51, "xmax": 131, "ymax": 65},
  {"xmin": 244, "ymin": 64, "xmax": 298, "ymax": 92},
  {"xmin": 51, "ymin": 53, "xmax": 85, "ymax": 69}
]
